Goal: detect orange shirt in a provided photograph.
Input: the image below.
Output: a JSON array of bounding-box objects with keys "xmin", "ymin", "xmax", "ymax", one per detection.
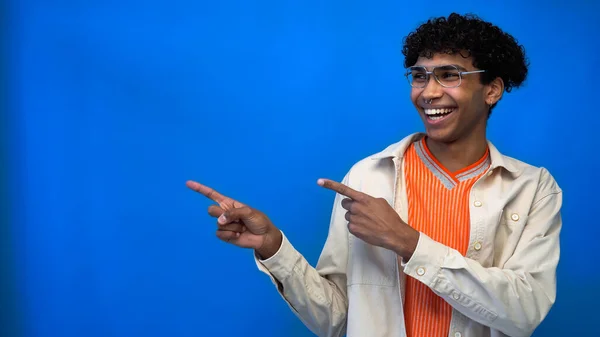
[{"xmin": 403, "ymin": 137, "xmax": 491, "ymax": 337}]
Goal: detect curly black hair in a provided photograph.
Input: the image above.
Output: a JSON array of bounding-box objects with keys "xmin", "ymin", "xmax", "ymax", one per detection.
[{"xmin": 402, "ymin": 13, "xmax": 529, "ymax": 95}]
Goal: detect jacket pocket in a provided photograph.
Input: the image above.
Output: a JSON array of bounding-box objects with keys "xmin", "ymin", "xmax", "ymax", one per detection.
[
  {"xmin": 347, "ymin": 235, "xmax": 397, "ymax": 287},
  {"xmin": 493, "ymin": 209, "xmax": 527, "ymax": 266}
]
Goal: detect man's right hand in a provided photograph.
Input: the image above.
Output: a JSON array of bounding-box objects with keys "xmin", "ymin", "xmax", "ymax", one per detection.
[{"xmin": 186, "ymin": 180, "xmax": 283, "ymax": 259}]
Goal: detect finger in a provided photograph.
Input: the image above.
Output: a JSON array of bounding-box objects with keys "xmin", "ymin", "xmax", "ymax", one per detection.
[
  {"xmin": 216, "ymin": 230, "xmax": 241, "ymax": 243},
  {"xmin": 186, "ymin": 180, "xmax": 230, "ymax": 203},
  {"xmin": 187, "ymin": 180, "xmax": 227, "ymax": 202},
  {"xmin": 219, "ymin": 207, "xmax": 253, "ymax": 225},
  {"xmin": 208, "ymin": 204, "xmax": 224, "ymax": 218},
  {"xmin": 344, "ymin": 211, "xmax": 352, "ymax": 222},
  {"xmin": 187, "ymin": 180, "xmax": 247, "ymax": 208},
  {"xmin": 344, "ymin": 211, "xmax": 367, "ymax": 226},
  {"xmin": 341, "ymin": 198, "xmax": 354, "ymax": 211},
  {"xmin": 317, "ymin": 178, "xmax": 366, "ymax": 201},
  {"xmin": 347, "ymin": 222, "xmax": 361, "ymax": 236},
  {"xmin": 218, "ymin": 222, "xmax": 246, "ymax": 232}
]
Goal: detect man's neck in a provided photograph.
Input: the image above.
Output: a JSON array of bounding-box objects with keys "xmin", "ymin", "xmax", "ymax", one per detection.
[{"xmin": 425, "ymin": 133, "xmax": 488, "ymax": 173}]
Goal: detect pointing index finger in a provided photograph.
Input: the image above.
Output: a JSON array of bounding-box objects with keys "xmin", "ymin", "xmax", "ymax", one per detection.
[
  {"xmin": 317, "ymin": 178, "xmax": 365, "ymax": 201},
  {"xmin": 186, "ymin": 180, "xmax": 228, "ymax": 203}
]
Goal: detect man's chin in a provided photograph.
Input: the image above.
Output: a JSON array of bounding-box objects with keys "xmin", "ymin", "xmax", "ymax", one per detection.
[{"xmin": 424, "ymin": 129, "xmax": 458, "ymax": 144}]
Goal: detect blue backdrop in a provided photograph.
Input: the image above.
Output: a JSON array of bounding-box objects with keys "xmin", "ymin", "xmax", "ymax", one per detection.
[{"xmin": 2, "ymin": 1, "xmax": 599, "ymax": 336}]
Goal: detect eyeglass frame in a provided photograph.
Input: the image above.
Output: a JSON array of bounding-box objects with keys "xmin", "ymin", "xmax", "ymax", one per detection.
[{"xmin": 404, "ymin": 64, "xmax": 486, "ymax": 88}]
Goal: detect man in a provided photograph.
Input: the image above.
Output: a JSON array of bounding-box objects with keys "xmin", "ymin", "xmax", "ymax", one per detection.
[{"xmin": 187, "ymin": 13, "xmax": 562, "ymax": 337}]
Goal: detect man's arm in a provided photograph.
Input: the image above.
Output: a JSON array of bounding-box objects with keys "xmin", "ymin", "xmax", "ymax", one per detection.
[
  {"xmin": 254, "ymin": 174, "xmax": 351, "ymax": 337},
  {"xmin": 403, "ymin": 170, "xmax": 562, "ymax": 337},
  {"xmin": 187, "ymin": 176, "xmax": 350, "ymax": 337}
]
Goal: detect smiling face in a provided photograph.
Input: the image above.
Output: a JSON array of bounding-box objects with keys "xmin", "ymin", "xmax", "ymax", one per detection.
[{"xmin": 409, "ymin": 53, "xmax": 502, "ymax": 144}]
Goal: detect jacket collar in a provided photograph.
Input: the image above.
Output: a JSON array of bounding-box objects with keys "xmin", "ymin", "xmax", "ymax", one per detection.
[{"xmin": 370, "ymin": 132, "xmax": 519, "ymax": 174}]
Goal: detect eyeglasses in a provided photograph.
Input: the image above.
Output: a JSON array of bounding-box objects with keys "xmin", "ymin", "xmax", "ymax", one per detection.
[{"xmin": 405, "ymin": 64, "xmax": 486, "ymax": 88}]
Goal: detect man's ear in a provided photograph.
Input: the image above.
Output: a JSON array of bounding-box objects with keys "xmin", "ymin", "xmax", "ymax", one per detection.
[{"xmin": 485, "ymin": 77, "xmax": 504, "ymax": 106}]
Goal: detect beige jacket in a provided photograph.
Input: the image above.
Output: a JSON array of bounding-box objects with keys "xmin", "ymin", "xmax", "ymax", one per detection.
[{"xmin": 255, "ymin": 133, "xmax": 562, "ymax": 337}]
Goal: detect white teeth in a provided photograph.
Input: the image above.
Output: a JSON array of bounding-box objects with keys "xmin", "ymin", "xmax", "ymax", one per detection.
[{"xmin": 424, "ymin": 108, "xmax": 454, "ymax": 116}]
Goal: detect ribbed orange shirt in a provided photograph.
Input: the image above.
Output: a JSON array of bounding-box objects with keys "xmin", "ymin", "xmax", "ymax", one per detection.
[{"xmin": 403, "ymin": 137, "xmax": 490, "ymax": 337}]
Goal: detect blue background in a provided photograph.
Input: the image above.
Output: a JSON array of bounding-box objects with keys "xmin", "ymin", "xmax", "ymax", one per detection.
[{"xmin": 2, "ymin": 1, "xmax": 599, "ymax": 336}]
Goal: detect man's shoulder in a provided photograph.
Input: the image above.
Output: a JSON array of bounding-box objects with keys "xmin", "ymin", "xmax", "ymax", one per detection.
[
  {"xmin": 499, "ymin": 153, "xmax": 540, "ymax": 173},
  {"xmin": 499, "ymin": 153, "xmax": 561, "ymax": 191}
]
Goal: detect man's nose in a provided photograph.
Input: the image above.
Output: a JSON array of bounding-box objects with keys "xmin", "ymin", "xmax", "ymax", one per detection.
[{"xmin": 421, "ymin": 75, "xmax": 444, "ymax": 102}]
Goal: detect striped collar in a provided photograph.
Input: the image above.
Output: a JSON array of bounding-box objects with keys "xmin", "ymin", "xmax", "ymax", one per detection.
[{"xmin": 414, "ymin": 137, "xmax": 491, "ymax": 189}]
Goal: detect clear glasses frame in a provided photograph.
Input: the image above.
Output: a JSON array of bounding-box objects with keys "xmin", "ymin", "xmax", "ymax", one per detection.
[{"xmin": 405, "ymin": 65, "xmax": 486, "ymax": 88}]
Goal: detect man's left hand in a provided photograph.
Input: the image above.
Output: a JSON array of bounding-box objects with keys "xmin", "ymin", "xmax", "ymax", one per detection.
[{"xmin": 318, "ymin": 178, "xmax": 420, "ymax": 261}]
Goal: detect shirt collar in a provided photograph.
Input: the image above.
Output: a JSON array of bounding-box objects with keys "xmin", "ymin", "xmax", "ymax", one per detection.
[{"xmin": 370, "ymin": 132, "xmax": 519, "ymax": 174}]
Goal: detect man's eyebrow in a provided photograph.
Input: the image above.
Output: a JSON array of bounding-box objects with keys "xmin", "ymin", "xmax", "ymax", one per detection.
[
  {"xmin": 411, "ymin": 64, "xmax": 469, "ymax": 71},
  {"xmin": 451, "ymin": 64, "xmax": 468, "ymax": 71}
]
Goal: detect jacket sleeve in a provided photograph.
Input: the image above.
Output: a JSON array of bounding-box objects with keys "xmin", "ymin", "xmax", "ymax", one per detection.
[
  {"xmin": 402, "ymin": 168, "xmax": 562, "ymax": 337},
  {"xmin": 254, "ymin": 174, "xmax": 351, "ymax": 337}
]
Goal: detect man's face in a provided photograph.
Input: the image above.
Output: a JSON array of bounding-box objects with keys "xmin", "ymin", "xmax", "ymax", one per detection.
[{"xmin": 409, "ymin": 53, "xmax": 489, "ymax": 144}]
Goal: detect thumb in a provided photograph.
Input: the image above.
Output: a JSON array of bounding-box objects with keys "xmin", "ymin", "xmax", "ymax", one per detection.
[
  {"xmin": 218, "ymin": 207, "xmax": 253, "ymax": 225},
  {"xmin": 208, "ymin": 205, "xmax": 224, "ymax": 218}
]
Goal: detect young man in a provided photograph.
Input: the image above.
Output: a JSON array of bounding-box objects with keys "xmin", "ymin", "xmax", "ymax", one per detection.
[{"xmin": 188, "ymin": 13, "xmax": 562, "ymax": 337}]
